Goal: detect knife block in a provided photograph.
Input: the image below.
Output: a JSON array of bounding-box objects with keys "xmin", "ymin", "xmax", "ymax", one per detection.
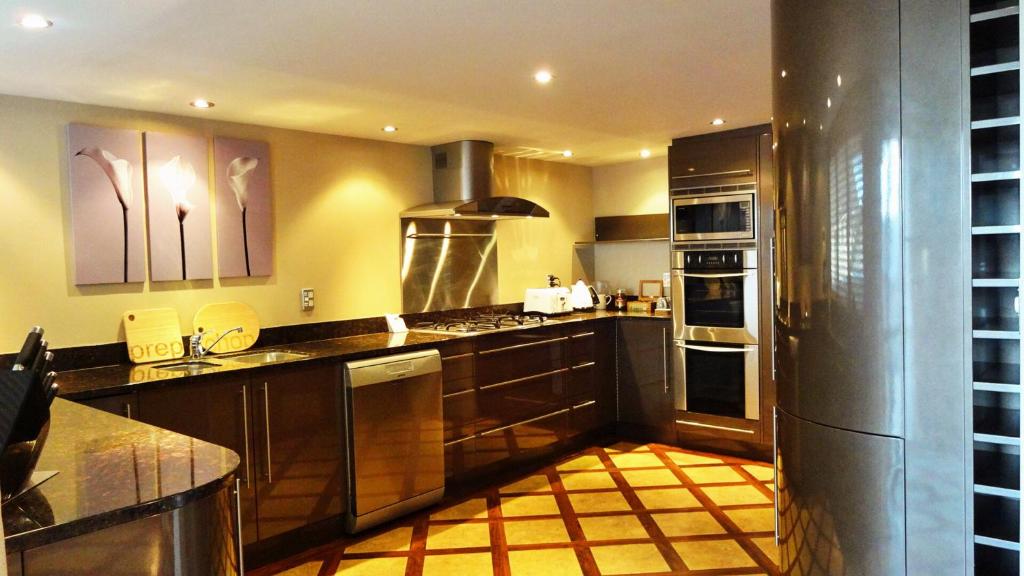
[{"xmin": 0, "ymin": 370, "xmax": 51, "ymax": 500}]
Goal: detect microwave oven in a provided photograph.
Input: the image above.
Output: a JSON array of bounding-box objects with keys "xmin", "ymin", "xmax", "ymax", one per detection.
[{"xmin": 671, "ymin": 189, "xmax": 755, "ymax": 243}]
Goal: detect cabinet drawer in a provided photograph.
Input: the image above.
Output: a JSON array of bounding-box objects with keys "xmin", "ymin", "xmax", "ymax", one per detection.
[
  {"xmin": 476, "ymin": 409, "xmax": 567, "ymax": 468},
  {"xmin": 475, "ymin": 325, "xmax": 563, "ymax": 352},
  {"xmin": 569, "ymin": 330, "xmax": 596, "ymax": 363},
  {"xmin": 443, "ymin": 390, "xmax": 478, "ymax": 442},
  {"xmin": 442, "ymin": 352, "xmax": 475, "ymax": 395},
  {"xmin": 568, "ymin": 400, "xmax": 600, "ymax": 438},
  {"xmin": 476, "ymin": 337, "xmax": 566, "ymax": 387},
  {"xmin": 568, "ymin": 362, "xmax": 597, "ymax": 401},
  {"xmin": 439, "ymin": 340, "xmax": 474, "ymax": 358},
  {"xmin": 477, "ymin": 371, "xmax": 566, "ymax": 431},
  {"xmin": 669, "ymin": 134, "xmax": 758, "ymax": 190}
]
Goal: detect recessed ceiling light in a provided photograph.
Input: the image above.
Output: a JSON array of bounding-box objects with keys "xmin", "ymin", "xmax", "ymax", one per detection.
[
  {"xmin": 836, "ymin": 75, "xmax": 842, "ymax": 87},
  {"xmin": 18, "ymin": 14, "xmax": 52, "ymax": 29},
  {"xmin": 189, "ymin": 99, "xmax": 214, "ymax": 109},
  {"xmin": 827, "ymin": 97, "xmax": 832, "ymax": 108},
  {"xmin": 382, "ymin": 125, "xmax": 398, "ymax": 133},
  {"xmin": 711, "ymin": 118, "xmax": 725, "ymax": 126},
  {"xmin": 780, "ymin": 70, "xmax": 787, "ymax": 78},
  {"xmin": 534, "ymin": 70, "xmax": 554, "ymax": 84},
  {"xmin": 639, "ymin": 149, "xmax": 652, "ymax": 159},
  {"xmin": 561, "ymin": 150, "xmax": 573, "ymax": 158}
]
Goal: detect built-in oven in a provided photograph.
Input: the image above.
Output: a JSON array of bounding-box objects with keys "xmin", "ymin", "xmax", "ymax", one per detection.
[
  {"xmin": 671, "ymin": 248, "xmax": 758, "ymax": 345},
  {"xmin": 672, "ymin": 341, "xmax": 760, "ymax": 421},
  {"xmin": 671, "ymin": 188, "xmax": 756, "ymax": 243}
]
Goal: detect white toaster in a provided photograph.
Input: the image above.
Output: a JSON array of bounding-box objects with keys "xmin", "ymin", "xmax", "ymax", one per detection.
[{"xmin": 523, "ymin": 287, "xmax": 573, "ymax": 315}]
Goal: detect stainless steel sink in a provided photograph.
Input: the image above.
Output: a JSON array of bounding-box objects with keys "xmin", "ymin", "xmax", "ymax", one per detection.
[
  {"xmin": 155, "ymin": 360, "xmax": 221, "ymax": 372},
  {"xmin": 225, "ymin": 350, "xmax": 309, "ymax": 365}
]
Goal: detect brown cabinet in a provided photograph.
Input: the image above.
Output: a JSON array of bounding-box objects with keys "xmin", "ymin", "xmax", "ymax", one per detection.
[
  {"xmin": 250, "ymin": 364, "xmax": 344, "ymax": 540},
  {"xmin": 137, "ymin": 376, "xmax": 258, "ymax": 544},
  {"xmin": 78, "ymin": 391, "xmax": 138, "ymax": 420},
  {"xmin": 617, "ymin": 319, "xmax": 675, "ymax": 444},
  {"xmin": 137, "ymin": 364, "xmax": 344, "ymax": 545},
  {"xmin": 668, "ymin": 126, "xmax": 767, "ymax": 190}
]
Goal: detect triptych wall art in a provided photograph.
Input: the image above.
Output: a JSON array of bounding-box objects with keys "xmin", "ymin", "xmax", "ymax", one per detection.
[{"xmin": 67, "ymin": 124, "xmax": 273, "ymax": 285}]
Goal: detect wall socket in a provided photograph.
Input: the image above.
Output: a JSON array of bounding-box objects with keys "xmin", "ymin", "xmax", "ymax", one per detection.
[{"xmin": 301, "ymin": 288, "xmax": 315, "ymax": 311}]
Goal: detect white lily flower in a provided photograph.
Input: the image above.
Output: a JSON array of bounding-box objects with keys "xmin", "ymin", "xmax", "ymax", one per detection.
[
  {"xmin": 227, "ymin": 156, "xmax": 259, "ymax": 213},
  {"xmin": 159, "ymin": 155, "xmax": 196, "ymax": 222},
  {"xmin": 75, "ymin": 147, "xmax": 134, "ymax": 210}
]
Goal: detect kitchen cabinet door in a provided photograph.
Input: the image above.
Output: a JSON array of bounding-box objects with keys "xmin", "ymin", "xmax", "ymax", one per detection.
[
  {"xmin": 251, "ymin": 364, "xmax": 345, "ymax": 540},
  {"xmin": 78, "ymin": 391, "xmax": 138, "ymax": 420},
  {"xmin": 669, "ymin": 133, "xmax": 758, "ymax": 189},
  {"xmin": 617, "ymin": 320, "xmax": 674, "ymax": 444},
  {"xmin": 137, "ymin": 376, "xmax": 258, "ymax": 544}
]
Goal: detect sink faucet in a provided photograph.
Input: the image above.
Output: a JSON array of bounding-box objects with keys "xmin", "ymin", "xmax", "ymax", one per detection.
[{"xmin": 190, "ymin": 327, "xmax": 244, "ymax": 360}]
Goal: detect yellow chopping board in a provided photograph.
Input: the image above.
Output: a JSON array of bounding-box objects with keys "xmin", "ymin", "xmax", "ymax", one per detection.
[
  {"xmin": 123, "ymin": 308, "xmax": 185, "ymax": 364},
  {"xmin": 192, "ymin": 302, "xmax": 260, "ymax": 354}
]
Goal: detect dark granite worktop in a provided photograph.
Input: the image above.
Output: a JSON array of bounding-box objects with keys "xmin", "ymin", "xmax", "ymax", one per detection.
[
  {"xmin": 57, "ymin": 310, "xmax": 671, "ymax": 400},
  {"xmin": 3, "ymin": 398, "xmax": 238, "ymax": 553}
]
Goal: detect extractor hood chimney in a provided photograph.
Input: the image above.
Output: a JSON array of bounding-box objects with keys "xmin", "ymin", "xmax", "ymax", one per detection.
[{"xmin": 401, "ymin": 140, "xmax": 550, "ymax": 220}]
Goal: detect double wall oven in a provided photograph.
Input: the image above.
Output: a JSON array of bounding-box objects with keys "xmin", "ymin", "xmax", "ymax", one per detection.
[{"xmin": 671, "ymin": 191, "xmax": 761, "ymax": 437}]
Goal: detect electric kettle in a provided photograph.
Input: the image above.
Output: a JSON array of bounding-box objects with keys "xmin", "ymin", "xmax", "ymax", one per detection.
[{"xmin": 570, "ymin": 280, "xmax": 595, "ymax": 310}]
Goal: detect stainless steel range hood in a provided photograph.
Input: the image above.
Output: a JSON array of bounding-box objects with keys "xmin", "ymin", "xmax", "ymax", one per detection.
[{"xmin": 401, "ymin": 140, "xmax": 550, "ymax": 220}]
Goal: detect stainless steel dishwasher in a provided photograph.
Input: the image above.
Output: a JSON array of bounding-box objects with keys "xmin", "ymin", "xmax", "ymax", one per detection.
[{"xmin": 343, "ymin": 349, "xmax": 444, "ymax": 533}]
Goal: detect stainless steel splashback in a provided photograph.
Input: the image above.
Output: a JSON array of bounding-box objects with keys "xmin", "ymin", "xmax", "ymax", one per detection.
[{"xmin": 400, "ymin": 218, "xmax": 498, "ymax": 313}]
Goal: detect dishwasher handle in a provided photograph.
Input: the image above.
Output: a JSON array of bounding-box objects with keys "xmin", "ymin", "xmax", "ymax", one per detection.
[{"xmin": 344, "ymin": 349, "xmax": 442, "ymax": 388}]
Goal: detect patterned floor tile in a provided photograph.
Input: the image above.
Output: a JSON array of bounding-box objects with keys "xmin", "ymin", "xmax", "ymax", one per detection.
[
  {"xmin": 743, "ymin": 464, "xmax": 776, "ymax": 482},
  {"xmin": 589, "ymin": 543, "xmax": 670, "ymax": 574},
  {"xmin": 421, "ymin": 552, "xmax": 493, "ymax": 576},
  {"xmin": 725, "ymin": 507, "xmax": 776, "ymax": 533},
  {"xmin": 665, "ymin": 451, "xmax": 723, "ymax": 466},
  {"xmin": 651, "ymin": 511, "xmax": 727, "ymax": 536},
  {"xmin": 578, "ymin": 514, "xmax": 649, "ymax": 541},
  {"xmin": 508, "ymin": 547, "xmax": 583, "ymax": 576},
  {"xmin": 500, "ymin": 475, "xmax": 552, "ymax": 494},
  {"xmin": 634, "ymin": 487, "xmax": 701, "ymax": 510},
  {"xmin": 344, "ymin": 526, "xmax": 413, "ymax": 553},
  {"xmin": 701, "ymin": 485, "xmax": 773, "ymax": 506},
  {"xmin": 430, "ymin": 497, "xmax": 489, "ymax": 521},
  {"xmin": 503, "ymin": 518, "xmax": 571, "ymax": 545},
  {"xmin": 568, "ymin": 490, "xmax": 633, "ymax": 513},
  {"xmin": 620, "ymin": 468, "xmax": 682, "ymax": 487},
  {"xmin": 334, "ymin": 557, "xmax": 408, "ymax": 576},
  {"xmin": 682, "ymin": 465, "xmax": 745, "ymax": 484},
  {"xmin": 559, "ymin": 471, "xmax": 618, "ymax": 490},
  {"xmin": 556, "ymin": 454, "xmax": 606, "ymax": 471},
  {"xmin": 500, "ymin": 494, "xmax": 562, "ymax": 517},
  {"xmin": 608, "ymin": 452, "xmax": 665, "ymax": 469},
  {"xmin": 672, "ymin": 539, "xmax": 758, "ymax": 570},
  {"xmin": 426, "ymin": 522, "xmax": 491, "ymax": 549}
]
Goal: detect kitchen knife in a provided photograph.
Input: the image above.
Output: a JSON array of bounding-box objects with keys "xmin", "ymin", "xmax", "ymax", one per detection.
[
  {"xmin": 43, "ymin": 373, "xmax": 58, "ymax": 403},
  {"xmin": 12, "ymin": 327, "xmax": 44, "ymax": 371},
  {"xmin": 29, "ymin": 341, "xmax": 49, "ymax": 377}
]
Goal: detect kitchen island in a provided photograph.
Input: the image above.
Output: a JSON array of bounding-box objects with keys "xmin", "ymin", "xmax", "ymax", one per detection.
[{"xmin": 3, "ymin": 399, "xmax": 240, "ymax": 575}]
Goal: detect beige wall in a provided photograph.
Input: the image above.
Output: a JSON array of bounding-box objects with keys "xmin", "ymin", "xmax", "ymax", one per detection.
[
  {"xmin": 493, "ymin": 155, "xmax": 594, "ymax": 301},
  {"xmin": 0, "ymin": 94, "xmax": 592, "ymax": 351},
  {"xmin": 589, "ymin": 156, "xmax": 670, "ymax": 294},
  {"xmin": 592, "ymin": 156, "xmax": 668, "ymax": 217}
]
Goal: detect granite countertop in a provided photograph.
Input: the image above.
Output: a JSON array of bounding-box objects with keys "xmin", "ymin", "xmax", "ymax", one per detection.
[
  {"xmin": 57, "ymin": 310, "xmax": 671, "ymax": 400},
  {"xmin": 2, "ymin": 398, "xmax": 239, "ymax": 553}
]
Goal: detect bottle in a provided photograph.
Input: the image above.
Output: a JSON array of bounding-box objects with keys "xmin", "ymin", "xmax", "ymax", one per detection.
[{"xmin": 614, "ymin": 290, "xmax": 626, "ymax": 311}]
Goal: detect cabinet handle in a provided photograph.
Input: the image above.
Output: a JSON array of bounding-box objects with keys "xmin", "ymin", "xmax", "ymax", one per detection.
[
  {"xmin": 234, "ymin": 478, "xmax": 245, "ymax": 576},
  {"xmin": 262, "ymin": 383, "xmax": 273, "ymax": 483},
  {"xmin": 124, "ymin": 402, "xmax": 132, "ymax": 420},
  {"xmin": 675, "ymin": 419, "xmax": 754, "ymax": 434},
  {"xmin": 662, "ymin": 328, "xmax": 669, "ymax": 394},
  {"xmin": 773, "ymin": 406, "xmax": 780, "ymax": 545},
  {"xmin": 241, "ymin": 384, "xmax": 251, "ymax": 489},
  {"xmin": 478, "ymin": 336, "xmax": 568, "ymax": 355},
  {"xmin": 671, "ymin": 168, "xmax": 753, "ymax": 180}
]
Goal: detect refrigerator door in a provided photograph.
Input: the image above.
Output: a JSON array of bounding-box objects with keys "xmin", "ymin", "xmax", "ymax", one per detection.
[
  {"xmin": 772, "ymin": 0, "xmax": 903, "ymax": 437},
  {"xmin": 776, "ymin": 408, "xmax": 906, "ymax": 575}
]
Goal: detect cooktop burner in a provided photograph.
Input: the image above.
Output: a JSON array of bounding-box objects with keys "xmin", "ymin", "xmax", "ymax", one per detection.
[{"xmin": 412, "ymin": 313, "xmax": 547, "ymax": 334}]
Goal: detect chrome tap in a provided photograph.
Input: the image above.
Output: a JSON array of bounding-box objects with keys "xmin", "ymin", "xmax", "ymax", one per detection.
[{"xmin": 189, "ymin": 326, "xmax": 244, "ymax": 360}]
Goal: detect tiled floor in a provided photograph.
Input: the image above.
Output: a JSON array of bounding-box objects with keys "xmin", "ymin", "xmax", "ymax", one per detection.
[{"xmin": 254, "ymin": 442, "xmax": 779, "ymax": 575}]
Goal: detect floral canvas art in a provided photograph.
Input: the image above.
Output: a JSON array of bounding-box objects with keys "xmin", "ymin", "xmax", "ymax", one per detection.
[
  {"xmin": 214, "ymin": 137, "xmax": 272, "ymax": 277},
  {"xmin": 144, "ymin": 132, "xmax": 213, "ymax": 281},
  {"xmin": 68, "ymin": 124, "xmax": 146, "ymax": 285}
]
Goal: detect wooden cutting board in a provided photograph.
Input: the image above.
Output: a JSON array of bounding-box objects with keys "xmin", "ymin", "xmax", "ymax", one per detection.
[
  {"xmin": 123, "ymin": 308, "xmax": 185, "ymax": 364},
  {"xmin": 192, "ymin": 302, "xmax": 260, "ymax": 354}
]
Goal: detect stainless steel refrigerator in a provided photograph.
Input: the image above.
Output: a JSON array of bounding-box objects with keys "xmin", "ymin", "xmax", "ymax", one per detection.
[{"xmin": 772, "ymin": 0, "xmax": 907, "ymax": 573}]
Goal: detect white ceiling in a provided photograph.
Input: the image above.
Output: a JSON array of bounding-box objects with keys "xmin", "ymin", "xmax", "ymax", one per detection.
[{"xmin": 0, "ymin": 0, "xmax": 771, "ymax": 165}]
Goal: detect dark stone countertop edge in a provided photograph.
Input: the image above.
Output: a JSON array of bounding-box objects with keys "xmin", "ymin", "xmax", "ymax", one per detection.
[
  {"xmin": 4, "ymin": 469, "xmax": 237, "ymax": 553},
  {"xmin": 57, "ymin": 311, "xmax": 671, "ymax": 401}
]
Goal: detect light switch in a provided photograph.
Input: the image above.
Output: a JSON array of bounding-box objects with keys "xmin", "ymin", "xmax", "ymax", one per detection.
[{"xmin": 301, "ymin": 288, "xmax": 315, "ymax": 311}]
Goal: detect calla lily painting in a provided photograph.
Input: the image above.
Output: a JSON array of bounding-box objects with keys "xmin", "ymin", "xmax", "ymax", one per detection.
[
  {"xmin": 214, "ymin": 138, "xmax": 272, "ymax": 277},
  {"xmin": 68, "ymin": 124, "xmax": 145, "ymax": 285},
  {"xmin": 145, "ymin": 132, "xmax": 212, "ymax": 281}
]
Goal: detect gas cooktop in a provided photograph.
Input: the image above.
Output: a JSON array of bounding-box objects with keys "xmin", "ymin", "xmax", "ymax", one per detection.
[{"xmin": 411, "ymin": 313, "xmax": 550, "ymax": 335}]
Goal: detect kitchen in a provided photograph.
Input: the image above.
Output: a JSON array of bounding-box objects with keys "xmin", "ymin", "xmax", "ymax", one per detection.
[{"xmin": 0, "ymin": 1, "xmax": 1001, "ymax": 575}]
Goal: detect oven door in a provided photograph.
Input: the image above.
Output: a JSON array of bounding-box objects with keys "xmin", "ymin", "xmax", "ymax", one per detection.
[
  {"xmin": 671, "ymin": 191, "xmax": 755, "ymax": 242},
  {"xmin": 673, "ymin": 342, "xmax": 759, "ymax": 421},
  {"xmin": 673, "ymin": 268, "xmax": 758, "ymax": 344}
]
